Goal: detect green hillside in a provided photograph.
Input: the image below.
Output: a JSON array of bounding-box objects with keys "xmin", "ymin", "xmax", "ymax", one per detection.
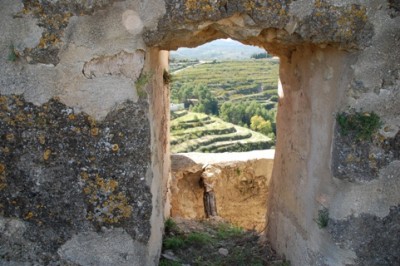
[
  {"xmin": 170, "ymin": 59, "xmax": 279, "ymax": 106},
  {"xmin": 170, "ymin": 111, "xmax": 274, "ymax": 153}
]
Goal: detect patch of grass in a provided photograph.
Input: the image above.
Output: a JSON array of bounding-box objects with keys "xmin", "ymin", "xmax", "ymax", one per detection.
[
  {"xmin": 159, "ymin": 259, "xmax": 181, "ymax": 266},
  {"xmin": 161, "ymin": 218, "xmax": 282, "ymax": 265},
  {"xmin": 315, "ymin": 208, "xmax": 329, "ymax": 229},
  {"xmin": 216, "ymin": 223, "xmax": 244, "ymax": 239},
  {"xmin": 135, "ymin": 71, "xmax": 153, "ymax": 98},
  {"xmin": 336, "ymin": 111, "xmax": 381, "ymax": 141},
  {"xmin": 163, "ymin": 236, "xmax": 186, "ymax": 250},
  {"xmin": 7, "ymin": 44, "xmax": 18, "ymax": 62},
  {"xmin": 165, "ymin": 218, "xmax": 179, "ymax": 233},
  {"xmin": 186, "ymin": 232, "xmax": 214, "ymax": 246},
  {"xmin": 271, "ymin": 261, "xmax": 291, "ymax": 266}
]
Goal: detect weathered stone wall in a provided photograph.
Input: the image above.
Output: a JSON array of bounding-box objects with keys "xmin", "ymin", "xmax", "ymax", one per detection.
[
  {"xmin": 1, "ymin": 0, "xmax": 167, "ymax": 265},
  {"xmin": 148, "ymin": 1, "xmax": 400, "ymax": 265},
  {"xmin": 170, "ymin": 151, "xmax": 274, "ymax": 231},
  {"xmin": 1, "ymin": 0, "xmax": 399, "ymax": 265}
]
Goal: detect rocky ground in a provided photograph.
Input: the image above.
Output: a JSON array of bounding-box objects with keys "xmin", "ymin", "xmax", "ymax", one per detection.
[{"xmin": 160, "ymin": 217, "xmax": 289, "ymax": 266}]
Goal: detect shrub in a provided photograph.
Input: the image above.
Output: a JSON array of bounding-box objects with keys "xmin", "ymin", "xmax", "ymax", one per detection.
[
  {"xmin": 336, "ymin": 111, "xmax": 381, "ymax": 141},
  {"xmin": 163, "ymin": 236, "xmax": 185, "ymax": 250},
  {"xmin": 315, "ymin": 208, "xmax": 329, "ymax": 229}
]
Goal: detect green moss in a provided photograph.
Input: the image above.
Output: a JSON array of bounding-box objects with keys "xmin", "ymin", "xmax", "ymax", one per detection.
[
  {"xmin": 7, "ymin": 45, "xmax": 18, "ymax": 62},
  {"xmin": 163, "ymin": 69, "xmax": 172, "ymax": 85},
  {"xmin": 314, "ymin": 208, "xmax": 329, "ymax": 229},
  {"xmin": 135, "ymin": 71, "xmax": 153, "ymax": 98},
  {"xmin": 336, "ymin": 111, "xmax": 381, "ymax": 141}
]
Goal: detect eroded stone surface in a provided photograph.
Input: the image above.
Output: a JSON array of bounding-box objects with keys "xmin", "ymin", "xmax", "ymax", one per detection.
[
  {"xmin": 0, "ymin": 95, "xmax": 151, "ymax": 264},
  {"xmin": 329, "ymin": 205, "xmax": 400, "ymax": 266},
  {"xmin": 332, "ymin": 128, "xmax": 399, "ymax": 182},
  {"xmin": 170, "ymin": 151, "xmax": 274, "ymax": 231},
  {"xmin": 144, "ymin": 0, "xmax": 372, "ymax": 51}
]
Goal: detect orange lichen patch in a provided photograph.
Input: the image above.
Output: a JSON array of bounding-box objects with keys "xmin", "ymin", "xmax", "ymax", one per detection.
[
  {"xmin": 111, "ymin": 144, "xmax": 119, "ymax": 152},
  {"xmin": 90, "ymin": 127, "xmax": 99, "ymax": 136},
  {"xmin": 83, "ymin": 174, "xmax": 132, "ymax": 224},
  {"xmin": 38, "ymin": 135, "xmax": 46, "ymax": 145},
  {"xmin": 80, "ymin": 171, "xmax": 89, "ymax": 180},
  {"xmin": 0, "ymin": 164, "xmax": 5, "ymax": 174},
  {"xmin": 0, "ymin": 96, "xmax": 7, "ymax": 104},
  {"xmin": 15, "ymin": 113, "xmax": 26, "ymax": 122},
  {"xmin": 0, "ymin": 175, "xmax": 6, "ymax": 190},
  {"xmin": 24, "ymin": 211, "xmax": 34, "ymax": 220},
  {"xmin": 87, "ymin": 116, "xmax": 96, "ymax": 127},
  {"xmin": 337, "ymin": 5, "xmax": 367, "ymax": 38},
  {"xmin": 43, "ymin": 149, "xmax": 52, "ymax": 160},
  {"xmin": 68, "ymin": 113, "xmax": 76, "ymax": 120},
  {"xmin": 72, "ymin": 127, "xmax": 81, "ymax": 134},
  {"xmin": 5, "ymin": 133, "xmax": 15, "ymax": 142}
]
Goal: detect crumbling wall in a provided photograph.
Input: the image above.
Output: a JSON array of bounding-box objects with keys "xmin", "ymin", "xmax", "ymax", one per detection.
[
  {"xmin": 146, "ymin": 1, "xmax": 400, "ymax": 265},
  {"xmin": 0, "ymin": 0, "xmax": 167, "ymax": 265},
  {"xmin": 170, "ymin": 151, "xmax": 274, "ymax": 231}
]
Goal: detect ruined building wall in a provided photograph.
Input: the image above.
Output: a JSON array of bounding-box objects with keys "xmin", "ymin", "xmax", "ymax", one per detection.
[
  {"xmin": 0, "ymin": 1, "xmax": 167, "ymax": 265},
  {"xmin": 170, "ymin": 151, "xmax": 275, "ymax": 232},
  {"xmin": 0, "ymin": 0, "xmax": 399, "ymax": 265}
]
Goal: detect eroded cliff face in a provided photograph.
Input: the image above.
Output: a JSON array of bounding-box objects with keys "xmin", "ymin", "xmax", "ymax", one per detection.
[
  {"xmin": 170, "ymin": 151, "xmax": 274, "ymax": 232},
  {"xmin": 0, "ymin": 0, "xmax": 399, "ymax": 265}
]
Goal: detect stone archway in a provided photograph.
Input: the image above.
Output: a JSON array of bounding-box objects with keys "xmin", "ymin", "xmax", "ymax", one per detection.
[
  {"xmin": 0, "ymin": 1, "xmax": 399, "ymax": 265},
  {"xmin": 143, "ymin": 1, "xmax": 399, "ymax": 265}
]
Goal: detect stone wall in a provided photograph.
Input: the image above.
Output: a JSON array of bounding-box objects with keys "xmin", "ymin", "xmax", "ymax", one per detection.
[
  {"xmin": 0, "ymin": 1, "xmax": 167, "ymax": 265},
  {"xmin": 170, "ymin": 151, "xmax": 274, "ymax": 231},
  {"xmin": 1, "ymin": 0, "xmax": 399, "ymax": 265}
]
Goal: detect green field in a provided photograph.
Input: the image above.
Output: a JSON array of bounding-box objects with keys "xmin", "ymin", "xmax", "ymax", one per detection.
[
  {"xmin": 170, "ymin": 111, "xmax": 274, "ymax": 153},
  {"xmin": 170, "ymin": 59, "xmax": 279, "ymax": 105}
]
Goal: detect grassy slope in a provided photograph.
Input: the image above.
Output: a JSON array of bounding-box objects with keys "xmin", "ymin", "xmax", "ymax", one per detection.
[
  {"xmin": 171, "ymin": 59, "xmax": 279, "ymax": 105},
  {"xmin": 170, "ymin": 111, "xmax": 273, "ymax": 153},
  {"xmin": 160, "ymin": 218, "xmax": 288, "ymax": 266}
]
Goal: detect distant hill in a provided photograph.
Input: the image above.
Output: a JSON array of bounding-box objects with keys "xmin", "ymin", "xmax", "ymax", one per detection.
[
  {"xmin": 170, "ymin": 111, "xmax": 274, "ymax": 153},
  {"xmin": 170, "ymin": 39, "xmax": 267, "ymax": 60},
  {"xmin": 170, "ymin": 59, "xmax": 279, "ymax": 106}
]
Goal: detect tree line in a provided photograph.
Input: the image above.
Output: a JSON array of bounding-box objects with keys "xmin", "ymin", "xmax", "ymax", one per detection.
[{"xmin": 173, "ymin": 84, "xmax": 276, "ymax": 138}]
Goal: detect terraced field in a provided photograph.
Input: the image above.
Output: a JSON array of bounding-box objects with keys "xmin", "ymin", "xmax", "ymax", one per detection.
[
  {"xmin": 171, "ymin": 59, "xmax": 279, "ymax": 106},
  {"xmin": 170, "ymin": 111, "xmax": 274, "ymax": 153}
]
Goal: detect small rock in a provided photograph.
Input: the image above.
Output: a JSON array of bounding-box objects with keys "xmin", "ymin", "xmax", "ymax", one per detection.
[
  {"xmin": 218, "ymin": 248, "xmax": 229, "ymax": 256},
  {"xmin": 162, "ymin": 250, "xmax": 179, "ymax": 261}
]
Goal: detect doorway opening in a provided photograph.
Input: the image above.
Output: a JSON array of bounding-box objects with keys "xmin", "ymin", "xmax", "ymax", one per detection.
[
  {"xmin": 162, "ymin": 38, "xmax": 284, "ymax": 265},
  {"xmin": 168, "ymin": 38, "xmax": 279, "ymax": 225}
]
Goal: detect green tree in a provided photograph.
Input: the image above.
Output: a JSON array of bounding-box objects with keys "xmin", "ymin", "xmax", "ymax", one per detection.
[{"xmin": 250, "ymin": 115, "xmax": 273, "ymax": 136}]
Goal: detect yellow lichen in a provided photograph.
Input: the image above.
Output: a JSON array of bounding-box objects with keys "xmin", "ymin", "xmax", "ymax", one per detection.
[
  {"xmin": 68, "ymin": 113, "xmax": 75, "ymax": 120},
  {"xmin": 0, "ymin": 96, "xmax": 7, "ymax": 104},
  {"xmin": 87, "ymin": 116, "xmax": 96, "ymax": 127},
  {"xmin": 43, "ymin": 149, "xmax": 52, "ymax": 160},
  {"xmin": 82, "ymin": 174, "xmax": 132, "ymax": 224},
  {"xmin": 6, "ymin": 133, "xmax": 14, "ymax": 142},
  {"xmin": 111, "ymin": 144, "xmax": 119, "ymax": 152},
  {"xmin": 80, "ymin": 171, "xmax": 89, "ymax": 180},
  {"xmin": 0, "ymin": 164, "xmax": 5, "ymax": 174},
  {"xmin": 38, "ymin": 134, "xmax": 46, "ymax": 145},
  {"xmin": 90, "ymin": 127, "xmax": 99, "ymax": 136},
  {"xmin": 24, "ymin": 211, "xmax": 34, "ymax": 220}
]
